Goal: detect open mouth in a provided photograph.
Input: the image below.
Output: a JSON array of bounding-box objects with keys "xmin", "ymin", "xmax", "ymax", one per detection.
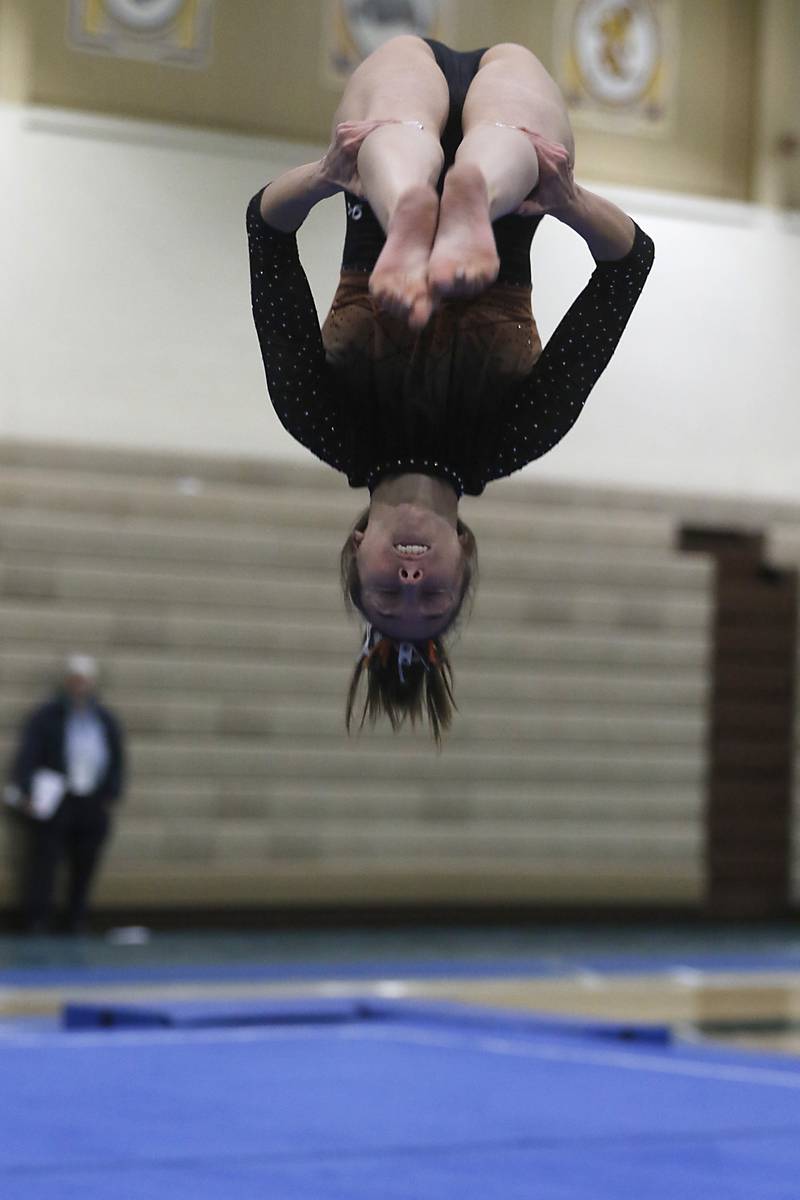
[{"xmin": 393, "ymin": 543, "xmax": 430, "ymax": 557}]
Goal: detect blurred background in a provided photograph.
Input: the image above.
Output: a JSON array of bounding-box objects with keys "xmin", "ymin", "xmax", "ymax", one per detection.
[{"xmin": 0, "ymin": 0, "xmax": 799, "ymax": 939}]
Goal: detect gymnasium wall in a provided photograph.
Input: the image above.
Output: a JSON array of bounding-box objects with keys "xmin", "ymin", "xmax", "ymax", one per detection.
[
  {"xmin": 5, "ymin": 0, "xmax": 788, "ymax": 203},
  {"xmin": 1, "ymin": 101, "xmax": 799, "ymax": 503}
]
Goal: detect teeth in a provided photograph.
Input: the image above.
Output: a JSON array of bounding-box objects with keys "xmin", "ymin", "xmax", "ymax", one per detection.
[{"xmin": 395, "ymin": 543, "xmax": 429, "ymax": 556}]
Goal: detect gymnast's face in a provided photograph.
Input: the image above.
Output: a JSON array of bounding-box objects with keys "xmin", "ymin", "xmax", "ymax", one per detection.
[{"xmin": 353, "ymin": 506, "xmax": 467, "ymax": 642}]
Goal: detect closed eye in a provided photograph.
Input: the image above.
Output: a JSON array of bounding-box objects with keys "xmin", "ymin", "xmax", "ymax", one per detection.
[
  {"xmin": 375, "ymin": 609, "xmax": 451, "ymax": 622},
  {"xmin": 367, "ymin": 589, "xmax": 453, "ymax": 622}
]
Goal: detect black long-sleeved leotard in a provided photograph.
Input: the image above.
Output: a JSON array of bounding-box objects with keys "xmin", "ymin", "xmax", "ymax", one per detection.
[{"xmin": 247, "ymin": 192, "xmax": 654, "ymax": 498}]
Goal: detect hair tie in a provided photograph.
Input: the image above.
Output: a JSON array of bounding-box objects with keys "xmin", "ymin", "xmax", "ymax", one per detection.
[
  {"xmin": 359, "ymin": 626, "xmax": 432, "ymax": 683},
  {"xmin": 396, "ymin": 642, "xmax": 414, "ymax": 684}
]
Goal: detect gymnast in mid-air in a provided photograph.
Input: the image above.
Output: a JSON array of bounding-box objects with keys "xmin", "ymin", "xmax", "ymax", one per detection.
[{"xmin": 247, "ymin": 36, "xmax": 654, "ymax": 741}]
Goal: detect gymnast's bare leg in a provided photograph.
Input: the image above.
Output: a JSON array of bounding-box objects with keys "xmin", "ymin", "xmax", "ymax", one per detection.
[
  {"xmin": 428, "ymin": 43, "xmax": 575, "ymax": 299},
  {"xmin": 332, "ymin": 36, "xmax": 449, "ymax": 329}
]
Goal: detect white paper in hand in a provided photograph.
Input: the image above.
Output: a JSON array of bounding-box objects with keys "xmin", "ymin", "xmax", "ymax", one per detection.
[{"xmin": 30, "ymin": 769, "xmax": 66, "ymax": 820}]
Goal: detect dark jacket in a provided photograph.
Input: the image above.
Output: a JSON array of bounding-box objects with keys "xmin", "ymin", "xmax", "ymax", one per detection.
[{"xmin": 8, "ymin": 695, "xmax": 125, "ymax": 802}]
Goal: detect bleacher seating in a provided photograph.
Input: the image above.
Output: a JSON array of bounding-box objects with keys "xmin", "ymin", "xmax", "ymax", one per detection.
[{"xmin": 5, "ymin": 438, "xmax": 789, "ymax": 916}]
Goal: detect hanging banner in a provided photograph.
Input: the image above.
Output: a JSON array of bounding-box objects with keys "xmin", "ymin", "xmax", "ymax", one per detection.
[
  {"xmin": 67, "ymin": 0, "xmax": 214, "ymax": 68},
  {"xmin": 554, "ymin": 0, "xmax": 677, "ymax": 135},
  {"xmin": 324, "ymin": 0, "xmax": 451, "ymax": 84}
]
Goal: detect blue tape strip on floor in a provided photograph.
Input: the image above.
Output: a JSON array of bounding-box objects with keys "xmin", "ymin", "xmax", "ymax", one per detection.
[
  {"xmin": 61, "ymin": 996, "xmax": 673, "ymax": 1044},
  {"xmin": 363, "ymin": 998, "xmax": 674, "ymax": 1044},
  {"xmin": 62, "ymin": 996, "xmax": 367, "ymax": 1030},
  {"xmin": 5, "ymin": 948, "xmax": 800, "ymax": 989}
]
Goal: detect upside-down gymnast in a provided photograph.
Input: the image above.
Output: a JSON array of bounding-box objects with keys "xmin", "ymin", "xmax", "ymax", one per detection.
[{"xmin": 247, "ymin": 36, "xmax": 654, "ymax": 742}]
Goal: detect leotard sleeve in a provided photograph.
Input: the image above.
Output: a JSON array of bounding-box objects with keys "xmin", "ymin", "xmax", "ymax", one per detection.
[
  {"xmin": 246, "ymin": 191, "xmax": 352, "ymax": 476},
  {"xmin": 484, "ymin": 223, "xmax": 655, "ymax": 484}
]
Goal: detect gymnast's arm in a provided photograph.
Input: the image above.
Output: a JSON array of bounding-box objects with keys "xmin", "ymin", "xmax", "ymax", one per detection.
[
  {"xmin": 550, "ymin": 184, "xmax": 637, "ymax": 262},
  {"xmin": 248, "ymin": 123, "xmax": 410, "ymax": 469},
  {"xmin": 246, "ymin": 193, "xmax": 351, "ymax": 475},
  {"xmin": 258, "ymin": 119, "xmax": 394, "ymax": 231},
  {"xmin": 257, "ymin": 162, "xmax": 340, "ymax": 233},
  {"xmin": 486, "ymin": 218, "xmax": 655, "ymax": 481}
]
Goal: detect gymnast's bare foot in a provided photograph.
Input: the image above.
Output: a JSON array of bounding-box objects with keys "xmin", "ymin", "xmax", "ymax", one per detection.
[
  {"xmin": 369, "ymin": 184, "xmax": 439, "ymax": 331},
  {"xmin": 427, "ymin": 163, "xmax": 500, "ymax": 300}
]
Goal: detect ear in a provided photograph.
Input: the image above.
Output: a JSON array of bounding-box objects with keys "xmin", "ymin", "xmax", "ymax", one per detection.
[
  {"xmin": 353, "ymin": 529, "xmax": 365, "ymax": 548},
  {"xmin": 457, "ymin": 528, "xmax": 469, "ymax": 549}
]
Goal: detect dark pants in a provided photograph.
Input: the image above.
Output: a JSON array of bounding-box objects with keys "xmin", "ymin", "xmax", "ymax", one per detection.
[{"xmin": 24, "ymin": 793, "xmax": 112, "ymax": 931}]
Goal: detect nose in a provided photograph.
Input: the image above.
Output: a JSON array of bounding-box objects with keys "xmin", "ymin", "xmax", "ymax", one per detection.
[{"xmin": 398, "ymin": 564, "xmax": 423, "ymax": 584}]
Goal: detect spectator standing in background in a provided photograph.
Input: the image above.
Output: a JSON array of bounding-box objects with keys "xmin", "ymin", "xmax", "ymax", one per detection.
[{"xmin": 5, "ymin": 655, "xmax": 126, "ymax": 934}]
